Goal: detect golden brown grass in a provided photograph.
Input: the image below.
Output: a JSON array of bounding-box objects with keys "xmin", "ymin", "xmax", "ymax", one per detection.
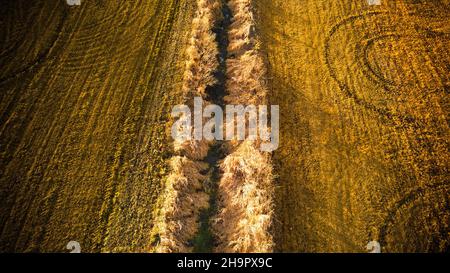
[
  {"xmin": 225, "ymin": 0, "xmax": 268, "ymax": 106},
  {"xmin": 151, "ymin": 0, "xmax": 222, "ymax": 253},
  {"xmin": 213, "ymin": 140, "xmax": 274, "ymax": 252},
  {"xmin": 182, "ymin": 0, "xmax": 222, "ymax": 99},
  {"xmin": 212, "ymin": 0, "xmax": 275, "ymax": 253}
]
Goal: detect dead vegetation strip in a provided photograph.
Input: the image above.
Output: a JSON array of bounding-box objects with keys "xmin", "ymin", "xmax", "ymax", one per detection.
[
  {"xmin": 212, "ymin": 0, "xmax": 275, "ymax": 253},
  {"xmin": 150, "ymin": 0, "xmax": 276, "ymax": 253},
  {"xmin": 150, "ymin": 0, "xmax": 222, "ymax": 253}
]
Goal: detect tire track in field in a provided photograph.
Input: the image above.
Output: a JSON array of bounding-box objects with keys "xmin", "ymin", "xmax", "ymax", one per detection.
[
  {"xmin": 358, "ymin": 31, "xmax": 449, "ymax": 92},
  {"xmin": 0, "ymin": 2, "xmax": 69, "ymax": 138},
  {"xmin": 0, "ymin": 1, "xmax": 32, "ymax": 59},
  {"xmin": 325, "ymin": 10, "xmax": 450, "ymax": 125},
  {"xmin": 0, "ymin": 0, "xmax": 194, "ymax": 252},
  {"xmin": 60, "ymin": 1, "xmax": 167, "ymax": 248},
  {"xmin": 97, "ymin": 0, "xmax": 184, "ymax": 252},
  {"xmin": 378, "ymin": 182, "xmax": 450, "ymax": 252},
  {"xmin": 325, "ymin": 12, "xmax": 396, "ymax": 120},
  {"xmin": 0, "ymin": 5, "xmax": 89, "ymax": 217},
  {"xmin": 2, "ymin": 1, "xmax": 123, "ymax": 250},
  {"xmin": 0, "ymin": 1, "xmax": 68, "ymax": 85},
  {"xmin": 0, "ymin": 6, "xmax": 89, "ymax": 241},
  {"xmin": 0, "ymin": 0, "xmax": 28, "ymax": 60},
  {"xmin": 0, "ymin": 4, "xmax": 69, "ymax": 143},
  {"xmin": 56, "ymin": 1, "xmax": 152, "ymax": 76},
  {"xmin": 32, "ymin": 1, "xmax": 178, "ymax": 252}
]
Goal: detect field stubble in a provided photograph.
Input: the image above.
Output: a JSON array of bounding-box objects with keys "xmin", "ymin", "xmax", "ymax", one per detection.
[
  {"xmin": 0, "ymin": 0, "xmax": 195, "ymax": 252},
  {"xmin": 0, "ymin": 0, "xmax": 448, "ymax": 253},
  {"xmin": 255, "ymin": 0, "xmax": 449, "ymax": 252}
]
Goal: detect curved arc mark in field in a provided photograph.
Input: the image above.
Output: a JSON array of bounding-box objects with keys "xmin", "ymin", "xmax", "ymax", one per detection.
[
  {"xmin": 356, "ymin": 32, "xmax": 447, "ymax": 98},
  {"xmin": 359, "ymin": 33, "xmax": 401, "ymax": 88},
  {"xmin": 0, "ymin": 4, "xmax": 69, "ymax": 86},
  {"xmin": 361, "ymin": 31, "xmax": 450, "ymax": 91},
  {"xmin": 324, "ymin": 11, "xmax": 449, "ymax": 125},
  {"xmin": 0, "ymin": 1, "xmax": 43, "ymax": 60},
  {"xmin": 324, "ymin": 11, "xmax": 396, "ymax": 121},
  {"xmin": 378, "ymin": 182, "xmax": 450, "ymax": 250}
]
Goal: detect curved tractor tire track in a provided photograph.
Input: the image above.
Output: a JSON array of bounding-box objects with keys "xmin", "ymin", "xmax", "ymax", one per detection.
[
  {"xmin": 325, "ymin": 11, "xmax": 450, "ymax": 124},
  {"xmin": 379, "ymin": 182, "xmax": 450, "ymax": 252}
]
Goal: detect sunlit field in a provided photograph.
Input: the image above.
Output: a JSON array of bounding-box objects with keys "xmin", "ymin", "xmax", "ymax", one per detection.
[
  {"xmin": 0, "ymin": 0, "xmax": 194, "ymax": 252},
  {"xmin": 256, "ymin": 0, "xmax": 449, "ymax": 252},
  {"xmin": 0, "ymin": 0, "xmax": 448, "ymax": 253}
]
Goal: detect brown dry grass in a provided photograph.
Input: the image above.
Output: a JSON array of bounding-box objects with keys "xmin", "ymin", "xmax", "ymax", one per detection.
[
  {"xmin": 152, "ymin": 157, "xmax": 210, "ymax": 252},
  {"xmin": 182, "ymin": 0, "xmax": 222, "ymax": 99},
  {"xmin": 151, "ymin": 0, "xmax": 222, "ymax": 253},
  {"xmin": 225, "ymin": 0, "xmax": 268, "ymax": 106},
  {"xmin": 212, "ymin": 0, "xmax": 275, "ymax": 253}
]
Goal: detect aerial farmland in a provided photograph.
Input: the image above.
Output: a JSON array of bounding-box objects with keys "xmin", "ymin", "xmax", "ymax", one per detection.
[
  {"xmin": 256, "ymin": 0, "xmax": 449, "ymax": 252},
  {"xmin": 0, "ymin": 0, "xmax": 448, "ymax": 253}
]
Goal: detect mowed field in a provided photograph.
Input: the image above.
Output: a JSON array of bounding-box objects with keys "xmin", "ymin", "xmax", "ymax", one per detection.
[
  {"xmin": 256, "ymin": 0, "xmax": 449, "ymax": 252},
  {"xmin": 0, "ymin": 0, "xmax": 194, "ymax": 252},
  {"xmin": 1, "ymin": 0, "xmax": 449, "ymax": 254}
]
